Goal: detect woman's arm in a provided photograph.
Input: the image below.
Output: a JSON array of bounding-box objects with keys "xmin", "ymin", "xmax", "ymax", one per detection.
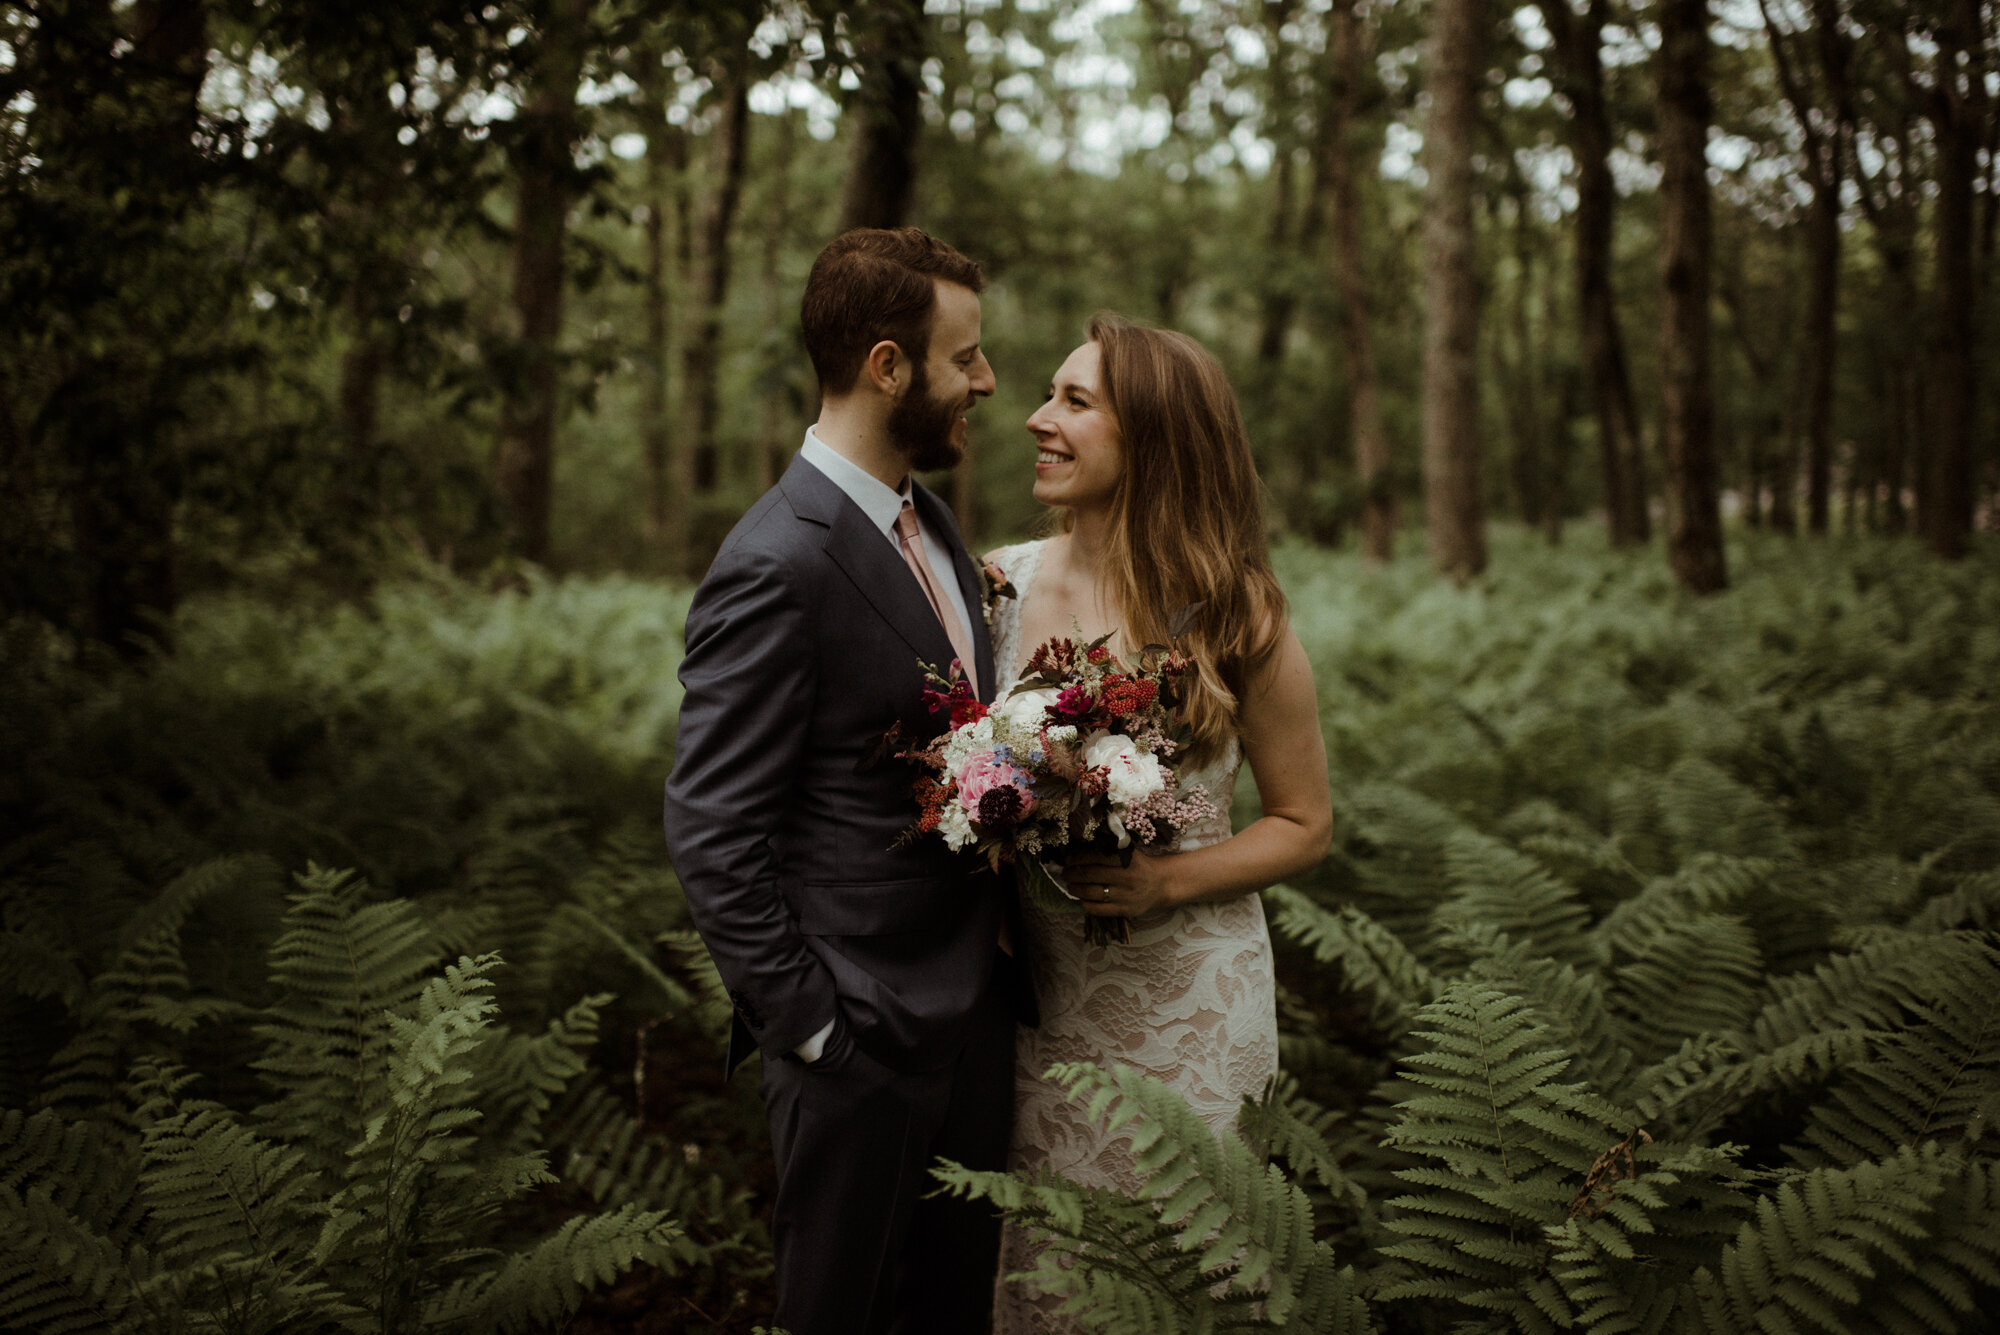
[{"xmin": 1066, "ymin": 625, "xmax": 1333, "ymax": 917}]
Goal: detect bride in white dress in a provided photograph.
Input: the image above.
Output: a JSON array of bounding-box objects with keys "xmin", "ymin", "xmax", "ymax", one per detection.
[{"xmin": 984, "ymin": 314, "xmax": 1333, "ymax": 1332}]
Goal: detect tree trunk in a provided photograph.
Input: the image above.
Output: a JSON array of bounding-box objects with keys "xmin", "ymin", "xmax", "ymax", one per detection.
[
  {"xmin": 640, "ymin": 133, "xmax": 675, "ymax": 544},
  {"xmin": 1323, "ymin": 0, "xmax": 1395, "ymax": 564},
  {"xmin": 760, "ymin": 111, "xmax": 798, "ymax": 493},
  {"xmin": 1922, "ymin": 4, "xmax": 1983, "ymax": 560},
  {"xmin": 1760, "ymin": 0, "xmax": 1846, "ymax": 534},
  {"xmin": 838, "ymin": 0, "xmax": 925, "ymax": 232},
  {"xmin": 495, "ymin": 0, "xmax": 590, "ymax": 565},
  {"xmin": 1501, "ymin": 187, "xmax": 1552, "ymax": 535},
  {"xmin": 674, "ymin": 70, "xmax": 750, "ymax": 570},
  {"xmin": 1655, "ymin": 0, "xmax": 1727, "ymax": 593},
  {"xmin": 1539, "ymin": 0, "xmax": 1649, "ymax": 545},
  {"xmin": 1419, "ymin": 0, "xmax": 1487, "ymax": 580},
  {"xmin": 71, "ymin": 0, "xmax": 207, "ymax": 652},
  {"xmin": 640, "ymin": 117, "xmax": 688, "ymax": 543},
  {"xmin": 1798, "ymin": 163, "xmax": 1841, "ymax": 533}
]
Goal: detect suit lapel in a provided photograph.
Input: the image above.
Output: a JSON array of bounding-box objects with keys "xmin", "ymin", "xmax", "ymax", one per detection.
[{"xmin": 783, "ymin": 457, "xmax": 960, "ymax": 672}]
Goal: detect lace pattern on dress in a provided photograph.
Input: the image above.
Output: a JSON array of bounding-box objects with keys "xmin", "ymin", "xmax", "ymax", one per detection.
[{"xmin": 984, "ymin": 539, "xmax": 1279, "ymax": 1334}]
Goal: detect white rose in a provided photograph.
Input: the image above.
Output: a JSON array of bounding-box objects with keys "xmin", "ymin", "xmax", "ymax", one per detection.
[
  {"xmin": 1083, "ymin": 731, "xmax": 1168, "ymax": 809},
  {"xmin": 995, "ymin": 686, "xmax": 1060, "ymax": 727}
]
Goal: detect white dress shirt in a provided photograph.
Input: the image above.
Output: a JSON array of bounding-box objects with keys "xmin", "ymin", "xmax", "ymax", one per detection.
[
  {"xmin": 798, "ymin": 427, "xmax": 976, "ymax": 646},
  {"xmin": 790, "ymin": 427, "xmax": 978, "ymax": 1062}
]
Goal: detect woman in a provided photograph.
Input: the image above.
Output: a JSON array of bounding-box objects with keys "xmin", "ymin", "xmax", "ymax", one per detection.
[{"xmin": 985, "ymin": 313, "xmax": 1333, "ymax": 1331}]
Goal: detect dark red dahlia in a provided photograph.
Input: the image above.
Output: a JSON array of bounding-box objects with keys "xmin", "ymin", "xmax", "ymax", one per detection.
[{"xmin": 976, "ymin": 785, "xmax": 1025, "ymax": 830}]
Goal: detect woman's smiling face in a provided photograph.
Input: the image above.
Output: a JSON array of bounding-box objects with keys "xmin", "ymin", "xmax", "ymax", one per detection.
[{"xmin": 1026, "ymin": 340, "xmax": 1124, "ymax": 514}]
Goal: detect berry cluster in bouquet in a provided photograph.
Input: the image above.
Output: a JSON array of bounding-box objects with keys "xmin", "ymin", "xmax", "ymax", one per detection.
[{"xmin": 887, "ymin": 631, "xmax": 1218, "ymax": 946}]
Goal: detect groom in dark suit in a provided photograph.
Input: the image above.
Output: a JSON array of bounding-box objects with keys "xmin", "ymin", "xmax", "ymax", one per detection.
[{"xmin": 663, "ymin": 228, "xmax": 1019, "ymax": 1334}]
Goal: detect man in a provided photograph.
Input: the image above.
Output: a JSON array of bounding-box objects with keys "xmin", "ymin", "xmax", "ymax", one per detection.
[{"xmin": 662, "ymin": 228, "xmax": 1019, "ymax": 1334}]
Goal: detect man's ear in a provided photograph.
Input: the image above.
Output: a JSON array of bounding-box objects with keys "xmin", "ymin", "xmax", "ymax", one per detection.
[{"xmin": 864, "ymin": 339, "xmax": 908, "ymax": 397}]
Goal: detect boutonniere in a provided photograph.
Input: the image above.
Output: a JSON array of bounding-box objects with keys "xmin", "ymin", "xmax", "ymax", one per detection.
[{"xmin": 979, "ymin": 562, "xmax": 1016, "ymax": 627}]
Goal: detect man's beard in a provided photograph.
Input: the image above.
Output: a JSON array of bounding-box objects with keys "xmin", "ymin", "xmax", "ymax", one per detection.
[{"xmin": 886, "ymin": 361, "xmax": 966, "ymax": 472}]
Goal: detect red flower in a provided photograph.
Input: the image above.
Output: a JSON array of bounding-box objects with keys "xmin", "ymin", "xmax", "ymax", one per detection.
[
  {"xmin": 1086, "ymin": 643, "xmax": 1110, "ymax": 664},
  {"xmin": 1052, "ymin": 685, "xmax": 1097, "ymax": 722},
  {"xmin": 1102, "ymin": 678, "xmax": 1158, "ymax": 717},
  {"xmin": 923, "ymin": 660, "xmax": 988, "ymax": 728}
]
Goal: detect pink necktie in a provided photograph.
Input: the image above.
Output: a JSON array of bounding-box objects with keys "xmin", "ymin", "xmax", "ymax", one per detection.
[{"xmin": 896, "ymin": 500, "xmax": 979, "ymax": 697}]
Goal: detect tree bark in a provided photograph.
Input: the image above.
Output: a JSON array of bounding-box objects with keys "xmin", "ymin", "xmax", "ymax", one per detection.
[
  {"xmin": 640, "ymin": 128, "xmax": 680, "ymax": 544},
  {"xmin": 496, "ymin": 0, "xmax": 590, "ymax": 565},
  {"xmin": 1539, "ymin": 0, "xmax": 1649, "ymax": 545},
  {"xmin": 1759, "ymin": 0, "xmax": 1846, "ymax": 534},
  {"xmin": 673, "ymin": 70, "xmax": 750, "ymax": 570},
  {"xmin": 760, "ymin": 111, "xmax": 798, "ymax": 493},
  {"xmin": 1322, "ymin": 0, "xmax": 1395, "ymax": 563},
  {"xmin": 1420, "ymin": 0, "xmax": 1487, "ymax": 580},
  {"xmin": 1656, "ymin": 0, "xmax": 1727, "ymax": 593},
  {"xmin": 68, "ymin": 0, "xmax": 208, "ymax": 652},
  {"xmin": 1851, "ymin": 43, "xmax": 1921, "ymax": 533},
  {"xmin": 838, "ymin": 0, "xmax": 926, "ymax": 232},
  {"xmin": 1921, "ymin": 1, "xmax": 1984, "ymax": 560}
]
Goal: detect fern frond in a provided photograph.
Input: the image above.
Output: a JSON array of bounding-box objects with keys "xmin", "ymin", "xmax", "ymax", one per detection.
[
  {"xmin": 1608, "ymin": 913, "xmax": 1763, "ymax": 1064},
  {"xmin": 935, "ymin": 1162, "xmax": 1271, "ymax": 1333},
  {"xmin": 1655, "ymin": 756, "xmax": 1795, "ymax": 861},
  {"xmin": 935, "ymin": 1063, "xmax": 1374, "ymax": 1332},
  {"xmin": 1592, "ymin": 853, "xmax": 1775, "ymax": 960},
  {"xmin": 1660, "ymin": 934, "xmax": 1996, "ymax": 1138},
  {"xmin": 1463, "ymin": 933, "xmax": 1633, "ymax": 1096},
  {"xmin": 1434, "ymin": 832, "xmax": 1594, "ymax": 970},
  {"xmin": 1677, "ymin": 1144, "xmax": 1973, "ymax": 1335},
  {"xmin": 1900, "ymin": 869, "xmax": 2000, "ymax": 935},
  {"xmin": 0, "ymin": 1106, "xmax": 142, "ymax": 1242},
  {"xmin": 1236, "ymin": 1074, "xmax": 1369, "ymax": 1213},
  {"xmin": 1342, "ymin": 782, "xmax": 1468, "ymax": 925},
  {"xmin": 1840, "ymin": 1155, "xmax": 2000, "ymax": 1335},
  {"xmin": 418, "ymin": 1204, "xmax": 689, "ymax": 1333},
  {"xmin": 0, "ymin": 1180, "xmax": 135, "ymax": 1335},
  {"xmin": 315, "ymin": 952, "xmax": 505, "ymax": 1323},
  {"xmin": 253, "ymin": 865, "xmax": 442, "ymax": 1180},
  {"xmin": 1054, "ymin": 1062, "xmax": 1321, "ymax": 1318},
  {"xmin": 1376, "ymin": 982, "xmax": 1645, "ymax": 1325},
  {"xmin": 1796, "ymin": 939, "xmax": 2000, "ymax": 1167},
  {"xmin": 1264, "ymin": 886, "xmax": 1438, "ymax": 1032},
  {"xmin": 139, "ymin": 1100, "xmax": 317, "ymax": 1265},
  {"xmin": 473, "ymin": 992, "xmax": 609, "ymax": 1157},
  {"xmin": 659, "ymin": 927, "xmax": 737, "ymax": 1041},
  {"xmin": 39, "ymin": 855, "xmax": 278, "ymax": 1114},
  {"xmin": 1539, "ymin": 1139, "xmax": 1749, "ymax": 1334}
]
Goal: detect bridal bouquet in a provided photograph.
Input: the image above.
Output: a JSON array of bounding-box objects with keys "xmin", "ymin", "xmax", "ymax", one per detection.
[{"xmin": 886, "ymin": 633, "xmax": 1217, "ymax": 944}]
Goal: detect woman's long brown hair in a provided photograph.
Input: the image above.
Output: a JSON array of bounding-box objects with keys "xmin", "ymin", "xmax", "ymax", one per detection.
[{"xmin": 1061, "ymin": 312, "xmax": 1287, "ymax": 764}]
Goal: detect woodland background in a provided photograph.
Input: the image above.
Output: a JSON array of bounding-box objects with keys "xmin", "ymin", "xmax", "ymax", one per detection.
[{"xmin": 3, "ymin": 1, "xmax": 2000, "ymax": 1333}]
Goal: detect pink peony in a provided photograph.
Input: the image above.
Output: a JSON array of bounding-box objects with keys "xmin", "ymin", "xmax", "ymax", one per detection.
[{"xmin": 955, "ymin": 750, "xmax": 1037, "ymax": 828}]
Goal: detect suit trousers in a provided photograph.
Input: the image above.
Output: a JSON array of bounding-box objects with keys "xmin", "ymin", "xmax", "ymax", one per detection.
[{"xmin": 760, "ymin": 956, "xmax": 1018, "ymax": 1335}]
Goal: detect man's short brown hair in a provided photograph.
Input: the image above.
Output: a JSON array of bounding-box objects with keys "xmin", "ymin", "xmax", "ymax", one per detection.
[{"xmin": 801, "ymin": 228, "xmax": 986, "ymax": 395}]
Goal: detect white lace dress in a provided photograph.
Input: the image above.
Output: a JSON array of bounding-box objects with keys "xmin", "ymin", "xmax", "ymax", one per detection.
[{"xmin": 985, "ymin": 538, "xmax": 1280, "ymax": 1334}]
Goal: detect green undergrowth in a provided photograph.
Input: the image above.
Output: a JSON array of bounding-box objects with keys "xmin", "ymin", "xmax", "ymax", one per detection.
[
  {"xmin": 942, "ymin": 529, "xmax": 2000, "ymax": 1332},
  {"xmin": 4, "ymin": 529, "xmax": 1998, "ymax": 1332}
]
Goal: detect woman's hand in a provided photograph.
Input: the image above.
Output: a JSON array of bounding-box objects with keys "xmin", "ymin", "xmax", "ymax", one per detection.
[{"xmin": 1062, "ymin": 849, "xmax": 1181, "ymax": 919}]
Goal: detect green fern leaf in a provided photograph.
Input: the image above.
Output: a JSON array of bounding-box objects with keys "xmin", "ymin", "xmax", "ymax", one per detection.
[
  {"xmin": 1796, "ymin": 939, "xmax": 2000, "ymax": 1167},
  {"xmin": 1264, "ymin": 885, "xmax": 1438, "ymax": 1032},
  {"xmin": 419, "ymin": 1204, "xmax": 688, "ymax": 1332},
  {"xmin": 1434, "ymin": 831, "xmax": 1595, "ymax": 970},
  {"xmin": 1678, "ymin": 1144, "xmax": 1974, "ymax": 1335}
]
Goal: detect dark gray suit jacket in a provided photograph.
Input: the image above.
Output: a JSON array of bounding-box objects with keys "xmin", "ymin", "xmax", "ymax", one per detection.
[{"xmin": 663, "ymin": 455, "xmax": 1004, "ymax": 1076}]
